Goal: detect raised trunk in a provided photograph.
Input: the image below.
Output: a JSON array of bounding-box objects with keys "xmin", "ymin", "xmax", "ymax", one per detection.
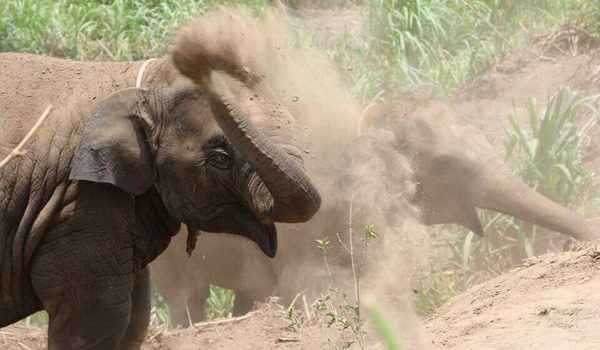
[
  {"xmin": 204, "ymin": 72, "xmax": 320, "ymax": 223},
  {"xmin": 475, "ymin": 159, "xmax": 598, "ymax": 241}
]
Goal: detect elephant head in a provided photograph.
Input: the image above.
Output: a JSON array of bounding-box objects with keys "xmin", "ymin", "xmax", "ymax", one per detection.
[
  {"xmin": 362, "ymin": 92, "xmax": 598, "ymax": 241},
  {"xmin": 69, "ymin": 61, "xmax": 320, "ymax": 258}
]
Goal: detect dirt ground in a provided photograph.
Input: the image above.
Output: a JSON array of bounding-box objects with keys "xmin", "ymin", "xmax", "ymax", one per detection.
[
  {"xmin": 141, "ymin": 300, "xmax": 384, "ymax": 350},
  {"xmin": 4, "ymin": 245, "xmax": 599, "ymax": 349},
  {"xmin": 425, "ymin": 245, "xmax": 600, "ymax": 350},
  {"xmin": 1, "ymin": 300, "xmax": 382, "ymax": 350},
  {"xmin": 3, "ymin": 11, "xmax": 600, "ymax": 350}
]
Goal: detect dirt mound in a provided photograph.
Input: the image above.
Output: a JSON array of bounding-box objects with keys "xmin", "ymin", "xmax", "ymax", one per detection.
[
  {"xmin": 5, "ymin": 248, "xmax": 599, "ymax": 350},
  {"xmin": 144, "ymin": 298, "xmax": 382, "ymax": 350},
  {"xmin": 143, "ymin": 300, "xmax": 302, "ymax": 350},
  {"xmin": 1, "ymin": 298, "xmax": 382, "ymax": 349},
  {"xmin": 425, "ymin": 247, "xmax": 600, "ymax": 350}
]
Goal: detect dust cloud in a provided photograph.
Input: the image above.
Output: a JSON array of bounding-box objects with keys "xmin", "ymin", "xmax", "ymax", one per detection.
[{"xmin": 171, "ymin": 7, "xmax": 431, "ymax": 347}]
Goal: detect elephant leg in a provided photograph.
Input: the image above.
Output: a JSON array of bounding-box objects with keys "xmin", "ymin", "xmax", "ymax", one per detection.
[
  {"xmin": 48, "ymin": 293, "xmax": 131, "ymax": 350},
  {"xmin": 233, "ymin": 291, "xmax": 256, "ymax": 316},
  {"xmin": 30, "ymin": 218, "xmax": 136, "ymax": 349},
  {"xmin": 187, "ymin": 285, "xmax": 208, "ymax": 324},
  {"xmin": 31, "ymin": 258, "xmax": 133, "ymax": 350},
  {"xmin": 42, "ymin": 284, "xmax": 132, "ymax": 350},
  {"xmin": 119, "ymin": 267, "xmax": 151, "ymax": 350}
]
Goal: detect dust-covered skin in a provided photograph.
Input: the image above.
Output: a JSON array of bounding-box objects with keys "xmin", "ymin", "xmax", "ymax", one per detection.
[
  {"xmin": 0, "ymin": 10, "xmax": 321, "ymax": 350},
  {"xmin": 153, "ymin": 91, "xmax": 599, "ymax": 328}
]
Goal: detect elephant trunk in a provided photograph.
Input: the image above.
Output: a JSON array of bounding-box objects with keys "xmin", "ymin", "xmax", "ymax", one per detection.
[
  {"xmin": 170, "ymin": 13, "xmax": 320, "ymax": 223},
  {"xmin": 204, "ymin": 72, "xmax": 321, "ymax": 223},
  {"xmin": 475, "ymin": 158, "xmax": 598, "ymax": 241}
]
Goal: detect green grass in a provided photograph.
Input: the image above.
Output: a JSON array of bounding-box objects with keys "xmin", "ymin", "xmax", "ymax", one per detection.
[
  {"xmin": 327, "ymin": 0, "xmax": 594, "ymax": 102},
  {"xmin": 1, "ymin": 0, "xmax": 207, "ymax": 60},
  {"xmin": 504, "ymin": 87, "xmax": 599, "ymax": 206}
]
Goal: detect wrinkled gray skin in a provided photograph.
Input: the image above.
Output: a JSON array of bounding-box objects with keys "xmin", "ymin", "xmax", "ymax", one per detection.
[
  {"xmin": 0, "ymin": 51, "xmax": 320, "ymax": 349},
  {"xmin": 153, "ymin": 91, "xmax": 599, "ymax": 326}
]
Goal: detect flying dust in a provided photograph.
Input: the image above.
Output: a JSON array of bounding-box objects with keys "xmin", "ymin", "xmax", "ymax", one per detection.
[{"xmin": 159, "ymin": 6, "xmax": 432, "ymax": 348}]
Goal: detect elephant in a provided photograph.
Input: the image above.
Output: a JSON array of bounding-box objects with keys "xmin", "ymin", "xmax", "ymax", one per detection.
[
  {"xmin": 0, "ymin": 13, "xmax": 321, "ymax": 350},
  {"xmin": 152, "ymin": 91, "xmax": 599, "ymax": 326},
  {"xmin": 363, "ymin": 92, "xmax": 598, "ymax": 240}
]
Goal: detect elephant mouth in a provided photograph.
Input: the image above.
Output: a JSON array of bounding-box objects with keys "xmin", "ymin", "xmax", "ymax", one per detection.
[
  {"xmin": 255, "ymin": 222, "xmax": 278, "ymax": 258},
  {"xmin": 192, "ymin": 206, "xmax": 278, "ymax": 258}
]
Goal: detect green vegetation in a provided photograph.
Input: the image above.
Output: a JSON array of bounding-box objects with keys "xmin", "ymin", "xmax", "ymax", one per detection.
[
  {"xmin": 330, "ymin": 0, "xmax": 594, "ymax": 102},
  {"xmin": 204, "ymin": 284, "xmax": 235, "ymax": 320},
  {"xmin": 364, "ymin": 297, "xmax": 404, "ymax": 350},
  {"xmin": 0, "ymin": 0, "xmax": 206, "ymax": 60}
]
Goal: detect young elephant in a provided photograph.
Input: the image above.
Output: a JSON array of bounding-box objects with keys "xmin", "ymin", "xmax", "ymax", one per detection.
[
  {"xmin": 0, "ymin": 14, "xmax": 320, "ymax": 350},
  {"xmin": 152, "ymin": 91, "xmax": 599, "ymax": 325},
  {"xmin": 362, "ymin": 92, "xmax": 598, "ymax": 240}
]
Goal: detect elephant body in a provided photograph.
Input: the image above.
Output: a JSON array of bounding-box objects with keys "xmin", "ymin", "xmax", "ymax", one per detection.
[
  {"xmin": 0, "ymin": 11, "xmax": 321, "ymax": 349},
  {"xmin": 0, "ymin": 52, "xmax": 177, "ymax": 348},
  {"xmin": 152, "ymin": 91, "xmax": 599, "ymax": 325},
  {"xmin": 1, "ymin": 52, "xmax": 157, "ymax": 325}
]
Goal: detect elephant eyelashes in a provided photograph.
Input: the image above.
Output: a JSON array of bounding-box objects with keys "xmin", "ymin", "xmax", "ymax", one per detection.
[
  {"xmin": 207, "ymin": 148, "xmax": 232, "ymax": 170},
  {"xmin": 204, "ymin": 135, "xmax": 233, "ymax": 170}
]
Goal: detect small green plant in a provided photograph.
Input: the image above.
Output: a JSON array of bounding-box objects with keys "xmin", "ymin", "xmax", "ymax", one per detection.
[
  {"xmin": 151, "ymin": 291, "xmax": 172, "ymax": 330},
  {"xmin": 204, "ymin": 284, "xmax": 236, "ymax": 320},
  {"xmin": 308, "ymin": 223, "xmax": 380, "ymax": 349},
  {"xmin": 364, "ymin": 297, "xmax": 405, "ymax": 350}
]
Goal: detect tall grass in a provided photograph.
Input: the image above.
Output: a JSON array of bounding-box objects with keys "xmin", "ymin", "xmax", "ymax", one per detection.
[
  {"xmin": 328, "ymin": 0, "xmax": 593, "ymax": 102},
  {"xmin": 1, "ymin": 0, "xmax": 215, "ymax": 60},
  {"xmin": 416, "ymin": 87, "xmax": 600, "ymax": 315}
]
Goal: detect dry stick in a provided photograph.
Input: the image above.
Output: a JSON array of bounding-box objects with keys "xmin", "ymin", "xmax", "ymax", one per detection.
[
  {"xmin": 319, "ymin": 215, "xmax": 360, "ymax": 348},
  {"xmin": 277, "ymin": 337, "xmax": 300, "ymax": 343},
  {"xmin": 147, "ymin": 330, "xmax": 163, "ymax": 342},
  {"xmin": 335, "ymin": 232, "xmax": 351, "ymax": 254},
  {"xmin": 97, "ymin": 40, "xmax": 116, "ymax": 61},
  {"xmin": 193, "ymin": 309, "xmax": 260, "ymax": 328},
  {"xmin": 347, "ymin": 195, "xmax": 366, "ymax": 349},
  {"xmin": 302, "ymin": 294, "xmax": 312, "ymax": 323},
  {"xmin": 17, "ymin": 343, "xmax": 31, "ymax": 350},
  {"xmin": 288, "ymin": 290, "xmax": 306, "ymax": 311},
  {"xmin": 0, "ymin": 105, "xmax": 53, "ymax": 170}
]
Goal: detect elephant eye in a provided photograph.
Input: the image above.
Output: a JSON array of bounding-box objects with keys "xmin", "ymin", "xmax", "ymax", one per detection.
[{"xmin": 208, "ymin": 149, "xmax": 232, "ymax": 170}]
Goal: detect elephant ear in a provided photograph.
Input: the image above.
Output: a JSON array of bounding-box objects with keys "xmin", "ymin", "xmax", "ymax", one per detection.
[{"xmin": 69, "ymin": 88, "xmax": 156, "ymax": 196}]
